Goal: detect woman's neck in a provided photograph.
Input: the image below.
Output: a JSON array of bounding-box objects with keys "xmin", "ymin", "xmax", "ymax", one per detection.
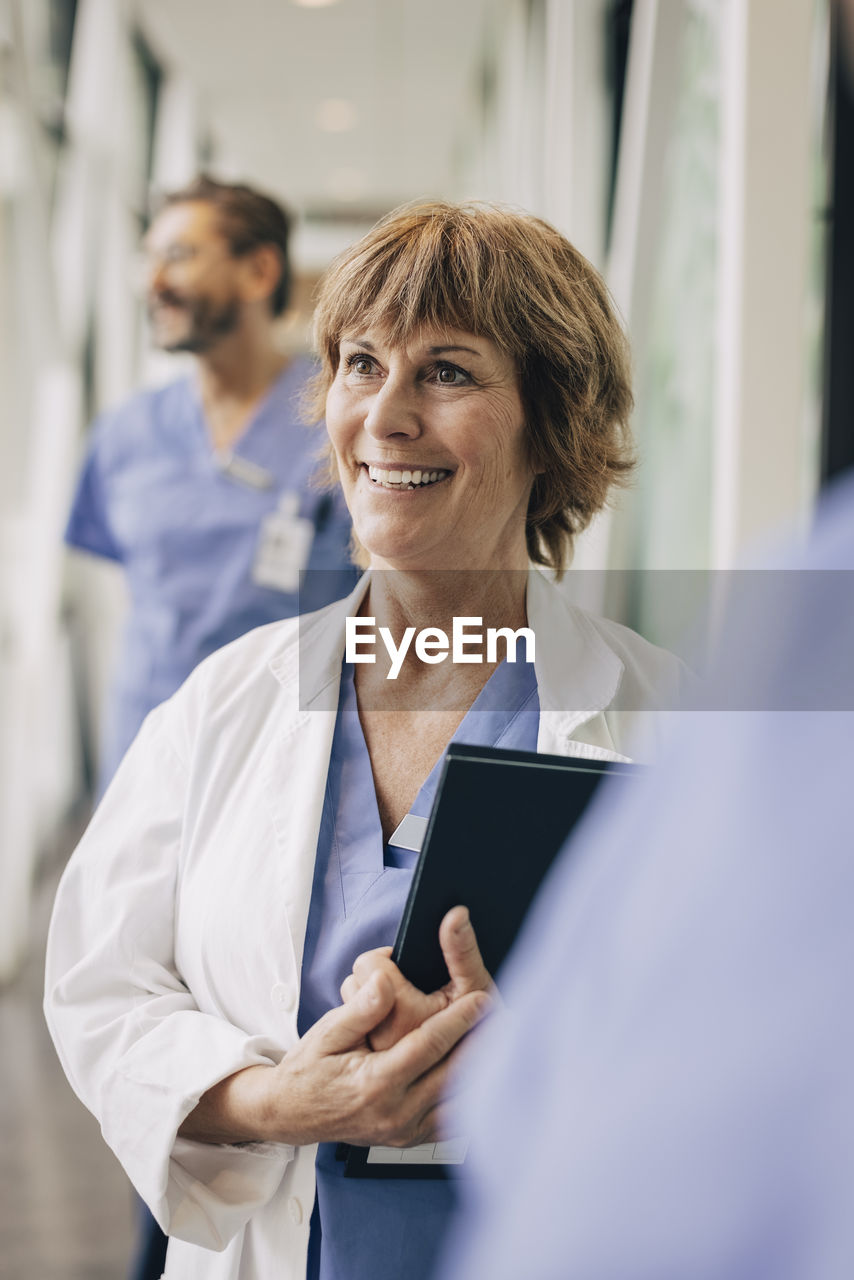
[
  {"xmin": 353, "ymin": 567, "xmax": 530, "ymax": 708},
  {"xmin": 365, "ymin": 568, "xmax": 527, "ymax": 632}
]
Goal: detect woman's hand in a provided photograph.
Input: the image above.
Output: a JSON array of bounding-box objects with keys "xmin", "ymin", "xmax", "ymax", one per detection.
[
  {"xmin": 340, "ymin": 906, "xmax": 496, "ymax": 1052},
  {"xmin": 179, "ymin": 966, "xmax": 491, "ymax": 1150}
]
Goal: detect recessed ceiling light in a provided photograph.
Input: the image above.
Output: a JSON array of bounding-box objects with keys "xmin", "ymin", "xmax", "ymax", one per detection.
[
  {"xmin": 316, "ymin": 99, "xmax": 357, "ymax": 132},
  {"xmin": 292, "ymin": 0, "xmax": 340, "ymax": 8}
]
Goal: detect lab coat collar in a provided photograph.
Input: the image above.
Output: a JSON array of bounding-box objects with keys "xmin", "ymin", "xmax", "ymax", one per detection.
[
  {"xmin": 266, "ymin": 568, "xmax": 626, "ymax": 742},
  {"xmin": 527, "ymin": 569, "xmax": 625, "ymax": 755},
  {"xmin": 268, "ymin": 573, "xmax": 371, "ymax": 709}
]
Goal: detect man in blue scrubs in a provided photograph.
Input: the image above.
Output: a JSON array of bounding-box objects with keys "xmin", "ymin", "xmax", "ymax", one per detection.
[
  {"xmin": 64, "ymin": 175, "xmax": 355, "ymax": 1279},
  {"xmin": 66, "ymin": 175, "xmax": 355, "ymax": 789}
]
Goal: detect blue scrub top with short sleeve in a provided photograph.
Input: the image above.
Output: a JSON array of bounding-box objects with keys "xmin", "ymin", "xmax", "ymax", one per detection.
[
  {"xmin": 297, "ymin": 655, "xmax": 540, "ymax": 1280},
  {"xmin": 65, "ymin": 359, "xmax": 357, "ymax": 786}
]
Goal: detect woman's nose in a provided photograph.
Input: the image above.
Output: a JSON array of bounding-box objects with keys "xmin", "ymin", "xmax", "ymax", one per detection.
[{"xmin": 363, "ymin": 379, "xmax": 422, "ymax": 441}]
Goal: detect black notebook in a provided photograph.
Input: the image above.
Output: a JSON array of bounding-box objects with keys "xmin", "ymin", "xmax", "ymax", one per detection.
[{"xmin": 343, "ymin": 743, "xmax": 642, "ymax": 1178}]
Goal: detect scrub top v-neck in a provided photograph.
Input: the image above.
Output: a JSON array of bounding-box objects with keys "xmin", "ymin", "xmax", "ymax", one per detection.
[
  {"xmin": 64, "ymin": 358, "xmax": 356, "ymax": 786},
  {"xmin": 297, "ymin": 656, "xmax": 540, "ymax": 1280}
]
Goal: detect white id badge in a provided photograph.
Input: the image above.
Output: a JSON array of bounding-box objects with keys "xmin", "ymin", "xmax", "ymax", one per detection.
[{"xmin": 251, "ymin": 492, "xmax": 314, "ymax": 593}]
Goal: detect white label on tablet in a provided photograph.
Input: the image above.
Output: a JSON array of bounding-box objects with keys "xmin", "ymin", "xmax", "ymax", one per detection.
[{"xmin": 366, "ymin": 1140, "xmax": 469, "ymax": 1165}]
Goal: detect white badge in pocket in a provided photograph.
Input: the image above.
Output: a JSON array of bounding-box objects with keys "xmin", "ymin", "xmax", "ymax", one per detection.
[{"xmin": 252, "ymin": 492, "xmax": 314, "ymax": 593}]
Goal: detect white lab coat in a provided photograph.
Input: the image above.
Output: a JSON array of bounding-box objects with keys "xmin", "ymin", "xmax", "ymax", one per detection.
[{"xmin": 45, "ymin": 571, "xmax": 686, "ymax": 1280}]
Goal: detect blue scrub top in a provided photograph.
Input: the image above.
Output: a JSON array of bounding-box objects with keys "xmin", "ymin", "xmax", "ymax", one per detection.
[
  {"xmin": 438, "ymin": 475, "xmax": 854, "ymax": 1280},
  {"xmin": 297, "ymin": 656, "xmax": 540, "ymax": 1280},
  {"xmin": 65, "ymin": 359, "xmax": 357, "ymax": 786}
]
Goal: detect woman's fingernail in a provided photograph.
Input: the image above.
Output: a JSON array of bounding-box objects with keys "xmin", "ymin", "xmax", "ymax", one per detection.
[{"xmin": 453, "ymin": 908, "xmax": 471, "ymax": 934}]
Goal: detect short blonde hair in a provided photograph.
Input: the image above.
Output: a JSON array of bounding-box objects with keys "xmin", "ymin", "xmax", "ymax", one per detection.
[{"xmin": 309, "ymin": 200, "xmax": 634, "ymax": 572}]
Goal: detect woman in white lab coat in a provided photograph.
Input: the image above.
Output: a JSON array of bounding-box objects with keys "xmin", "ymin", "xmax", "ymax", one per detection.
[{"xmin": 45, "ymin": 202, "xmax": 685, "ymax": 1280}]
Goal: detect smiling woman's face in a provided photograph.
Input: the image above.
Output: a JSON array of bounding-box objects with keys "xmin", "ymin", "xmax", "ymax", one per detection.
[{"xmin": 325, "ymin": 326, "xmax": 536, "ymax": 572}]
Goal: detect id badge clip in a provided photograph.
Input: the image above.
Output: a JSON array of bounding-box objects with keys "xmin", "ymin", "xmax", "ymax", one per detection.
[{"xmin": 252, "ymin": 492, "xmax": 314, "ymax": 594}]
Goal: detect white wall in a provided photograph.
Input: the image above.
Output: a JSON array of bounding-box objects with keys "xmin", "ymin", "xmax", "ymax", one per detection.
[{"xmin": 0, "ymin": 0, "xmax": 168, "ymax": 979}]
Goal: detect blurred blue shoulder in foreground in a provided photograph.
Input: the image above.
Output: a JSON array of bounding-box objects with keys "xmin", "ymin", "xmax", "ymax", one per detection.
[{"xmin": 439, "ymin": 472, "xmax": 854, "ymax": 1280}]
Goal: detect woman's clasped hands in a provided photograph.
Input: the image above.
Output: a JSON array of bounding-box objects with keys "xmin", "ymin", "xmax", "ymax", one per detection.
[
  {"xmin": 327, "ymin": 905, "xmax": 496, "ymax": 1146},
  {"xmin": 179, "ymin": 907, "xmax": 494, "ymax": 1153},
  {"xmin": 272, "ymin": 906, "xmax": 494, "ymax": 1149},
  {"xmin": 340, "ymin": 905, "xmax": 495, "ymax": 1052}
]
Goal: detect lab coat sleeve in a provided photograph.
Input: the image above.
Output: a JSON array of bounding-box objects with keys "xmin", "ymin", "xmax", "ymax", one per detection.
[{"xmin": 44, "ymin": 702, "xmax": 294, "ymax": 1251}]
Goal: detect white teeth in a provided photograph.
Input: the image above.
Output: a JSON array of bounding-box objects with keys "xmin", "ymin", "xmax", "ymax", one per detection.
[{"xmin": 366, "ymin": 465, "xmax": 449, "ymax": 490}]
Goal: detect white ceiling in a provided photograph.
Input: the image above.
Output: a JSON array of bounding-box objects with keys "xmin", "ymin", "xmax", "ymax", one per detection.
[{"xmin": 136, "ymin": 0, "xmax": 497, "ymax": 221}]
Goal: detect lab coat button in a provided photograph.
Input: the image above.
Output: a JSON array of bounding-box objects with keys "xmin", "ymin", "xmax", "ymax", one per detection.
[
  {"xmin": 287, "ymin": 1196, "xmax": 303, "ymax": 1225},
  {"xmin": 271, "ymin": 982, "xmax": 294, "ymax": 1010}
]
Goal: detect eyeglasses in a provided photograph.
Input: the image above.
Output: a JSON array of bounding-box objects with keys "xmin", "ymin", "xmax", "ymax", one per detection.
[
  {"xmin": 145, "ymin": 242, "xmax": 203, "ymax": 268},
  {"xmin": 128, "ymin": 243, "xmax": 204, "ymax": 293}
]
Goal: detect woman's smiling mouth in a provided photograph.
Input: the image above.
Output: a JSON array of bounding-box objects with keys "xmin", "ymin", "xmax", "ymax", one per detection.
[{"xmin": 365, "ymin": 464, "xmax": 451, "ymax": 491}]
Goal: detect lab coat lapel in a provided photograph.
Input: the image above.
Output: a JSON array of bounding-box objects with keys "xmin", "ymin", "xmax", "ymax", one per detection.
[
  {"xmin": 264, "ymin": 577, "xmax": 371, "ymax": 973},
  {"xmin": 528, "ymin": 569, "xmax": 630, "ymax": 761}
]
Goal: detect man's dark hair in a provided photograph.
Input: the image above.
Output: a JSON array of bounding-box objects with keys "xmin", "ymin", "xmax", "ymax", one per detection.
[{"xmin": 159, "ymin": 174, "xmax": 293, "ymax": 315}]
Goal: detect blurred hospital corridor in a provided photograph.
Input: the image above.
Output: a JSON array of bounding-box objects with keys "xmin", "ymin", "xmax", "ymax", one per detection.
[{"xmin": 1, "ymin": 838, "xmax": 134, "ymax": 1278}]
